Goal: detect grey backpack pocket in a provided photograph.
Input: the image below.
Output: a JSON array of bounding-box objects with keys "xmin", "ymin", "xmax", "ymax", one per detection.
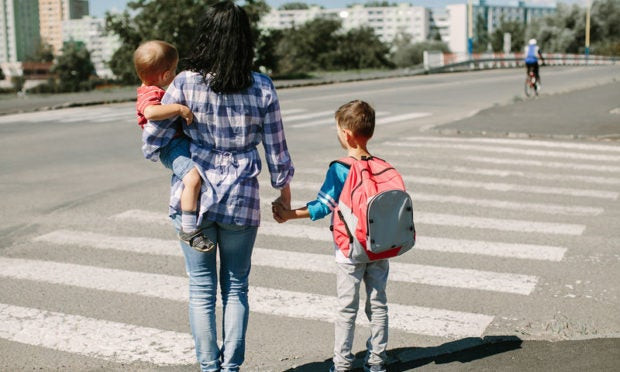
[{"xmin": 366, "ymin": 190, "xmax": 415, "ymax": 254}]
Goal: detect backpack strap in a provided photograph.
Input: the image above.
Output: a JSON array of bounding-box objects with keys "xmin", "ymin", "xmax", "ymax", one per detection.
[{"xmin": 329, "ymin": 156, "xmax": 357, "ymax": 169}]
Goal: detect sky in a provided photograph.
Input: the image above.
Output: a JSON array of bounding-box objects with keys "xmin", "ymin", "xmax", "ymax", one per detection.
[{"xmin": 89, "ymin": 0, "xmax": 587, "ymax": 18}]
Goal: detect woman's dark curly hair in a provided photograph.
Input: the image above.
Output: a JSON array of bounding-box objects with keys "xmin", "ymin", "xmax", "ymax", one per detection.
[{"xmin": 185, "ymin": 1, "xmax": 254, "ymax": 94}]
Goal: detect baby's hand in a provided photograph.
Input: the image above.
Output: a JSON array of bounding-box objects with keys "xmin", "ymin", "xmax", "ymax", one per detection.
[{"xmin": 178, "ymin": 105, "xmax": 194, "ymax": 125}]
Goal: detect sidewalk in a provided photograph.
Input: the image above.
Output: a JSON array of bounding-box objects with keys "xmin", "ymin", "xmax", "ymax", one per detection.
[{"xmin": 434, "ymin": 81, "xmax": 620, "ymax": 141}]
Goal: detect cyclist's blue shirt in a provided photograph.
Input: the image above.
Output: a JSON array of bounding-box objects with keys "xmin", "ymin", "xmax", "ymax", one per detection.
[{"xmin": 525, "ymin": 45, "xmax": 539, "ymax": 64}]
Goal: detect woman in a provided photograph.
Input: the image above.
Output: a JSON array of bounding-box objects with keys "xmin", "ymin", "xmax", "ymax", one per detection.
[{"xmin": 142, "ymin": 2, "xmax": 294, "ymax": 371}]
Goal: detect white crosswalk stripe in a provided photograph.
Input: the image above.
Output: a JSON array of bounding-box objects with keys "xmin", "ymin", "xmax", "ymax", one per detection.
[
  {"xmin": 0, "ymin": 258, "xmax": 493, "ymax": 338},
  {"xmin": 392, "ymin": 161, "xmax": 620, "ymax": 186},
  {"xmin": 34, "ymin": 230, "xmax": 539, "ymax": 294},
  {"xmin": 109, "ymin": 210, "xmax": 568, "ymax": 261},
  {"xmin": 3, "ymin": 132, "xmax": 617, "ymax": 367},
  {"xmin": 0, "ymin": 303, "xmax": 195, "ymax": 365},
  {"xmin": 380, "ymin": 150, "xmax": 620, "ymax": 173},
  {"xmin": 287, "ymin": 110, "xmax": 430, "ymax": 128},
  {"xmin": 384, "ymin": 141, "xmax": 620, "ymax": 162},
  {"xmin": 294, "ymin": 169, "xmax": 605, "ymax": 216},
  {"xmin": 404, "ymin": 135, "xmax": 620, "ymax": 153}
]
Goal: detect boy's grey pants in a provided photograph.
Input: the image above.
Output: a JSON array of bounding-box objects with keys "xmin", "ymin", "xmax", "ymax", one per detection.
[{"xmin": 333, "ymin": 259, "xmax": 389, "ymax": 370}]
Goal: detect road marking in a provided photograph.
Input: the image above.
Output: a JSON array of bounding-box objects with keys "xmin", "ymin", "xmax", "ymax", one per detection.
[
  {"xmin": 390, "ymin": 161, "xmax": 620, "ymax": 186},
  {"xmin": 260, "ymin": 222, "xmax": 567, "ymax": 261},
  {"xmin": 294, "ymin": 173, "xmax": 618, "ymax": 200},
  {"xmin": 0, "ymin": 258, "xmax": 493, "ymax": 338},
  {"xmin": 280, "ymin": 108, "xmax": 306, "ymax": 115},
  {"xmin": 378, "ymin": 150, "xmax": 620, "ymax": 173},
  {"xmin": 113, "ymin": 207, "xmax": 585, "ymax": 236},
  {"xmin": 402, "ymin": 176, "xmax": 617, "ymax": 200},
  {"xmin": 419, "ymin": 212, "xmax": 584, "ymax": 235},
  {"xmin": 110, "ymin": 210, "xmax": 571, "ymax": 258},
  {"xmin": 376, "ymin": 112, "xmax": 432, "ymax": 125},
  {"xmin": 42, "ymin": 225, "xmax": 568, "ymax": 262},
  {"xmin": 254, "ymin": 249, "xmax": 537, "ymax": 295},
  {"xmin": 290, "ymin": 112, "xmax": 428, "ymax": 129},
  {"xmin": 34, "ymin": 230, "xmax": 540, "ymax": 294},
  {"xmin": 293, "ymin": 169, "xmax": 604, "ymax": 216},
  {"xmin": 462, "ymin": 156, "xmax": 620, "ymax": 173},
  {"xmin": 411, "ymin": 193, "xmax": 602, "ymax": 216},
  {"xmin": 384, "ymin": 141, "xmax": 620, "ymax": 162},
  {"xmin": 404, "ymin": 136, "xmax": 620, "ymax": 153},
  {"xmin": 282, "ymin": 110, "xmax": 334, "ymax": 122},
  {"xmin": 0, "ymin": 303, "xmax": 195, "ymax": 365}
]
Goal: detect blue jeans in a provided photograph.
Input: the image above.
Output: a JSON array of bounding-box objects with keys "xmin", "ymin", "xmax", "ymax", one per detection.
[
  {"xmin": 159, "ymin": 136, "xmax": 195, "ymax": 180},
  {"xmin": 174, "ymin": 215, "xmax": 258, "ymax": 372}
]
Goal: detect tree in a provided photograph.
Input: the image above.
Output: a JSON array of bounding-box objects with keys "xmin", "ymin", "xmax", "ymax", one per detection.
[
  {"xmin": 335, "ymin": 27, "xmax": 393, "ymax": 70},
  {"xmin": 27, "ymin": 42, "xmax": 55, "ymax": 63},
  {"xmin": 428, "ymin": 25, "xmax": 442, "ymax": 42},
  {"xmin": 391, "ymin": 33, "xmax": 450, "ymax": 68},
  {"xmin": 274, "ymin": 17, "xmax": 342, "ymax": 74},
  {"xmin": 279, "ymin": 2, "xmax": 309, "ymax": 10},
  {"xmin": 105, "ymin": 0, "xmax": 269, "ymax": 84},
  {"xmin": 364, "ymin": 1, "xmax": 396, "ymax": 7},
  {"xmin": 51, "ymin": 41, "xmax": 96, "ymax": 92},
  {"xmin": 490, "ymin": 19, "xmax": 525, "ymax": 53},
  {"xmin": 254, "ymin": 28, "xmax": 284, "ymax": 73},
  {"xmin": 473, "ymin": 13, "xmax": 490, "ymax": 53},
  {"xmin": 527, "ymin": 0, "xmax": 619, "ymax": 55}
]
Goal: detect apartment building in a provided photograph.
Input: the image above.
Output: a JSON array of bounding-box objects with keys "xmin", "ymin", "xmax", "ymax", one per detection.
[
  {"xmin": 447, "ymin": 0, "xmax": 555, "ymax": 53},
  {"xmin": 260, "ymin": 3, "xmax": 430, "ymax": 43},
  {"xmin": 0, "ymin": 0, "xmax": 40, "ymax": 63},
  {"xmin": 62, "ymin": 16, "xmax": 120, "ymax": 78},
  {"xmin": 39, "ymin": 0, "xmax": 89, "ymax": 54}
]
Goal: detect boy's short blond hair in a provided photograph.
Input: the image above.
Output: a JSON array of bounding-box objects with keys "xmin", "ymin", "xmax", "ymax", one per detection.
[
  {"xmin": 335, "ymin": 100, "xmax": 375, "ymax": 139},
  {"xmin": 133, "ymin": 40, "xmax": 178, "ymax": 85}
]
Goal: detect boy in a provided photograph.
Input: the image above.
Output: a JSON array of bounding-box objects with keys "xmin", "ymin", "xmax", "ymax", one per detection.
[
  {"xmin": 134, "ymin": 40, "xmax": 214, "ymax": 252},
  {"xmin": 273, "ymin": 100, "xmax": 388, "ymax": 372}
]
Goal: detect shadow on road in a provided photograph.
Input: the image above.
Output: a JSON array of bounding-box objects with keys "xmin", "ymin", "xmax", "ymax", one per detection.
[{"xmin": 284, "ymin": 336, "xmax": 522, "ymax": 371}]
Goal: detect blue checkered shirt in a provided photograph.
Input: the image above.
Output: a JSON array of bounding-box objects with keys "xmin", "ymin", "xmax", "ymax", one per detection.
[{"xmin": 142, "ymin": 71, "xmax": 294, "ymax": 226}]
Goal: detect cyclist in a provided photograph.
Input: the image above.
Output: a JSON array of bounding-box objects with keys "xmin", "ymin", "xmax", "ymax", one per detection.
[{"xmin": 524, "ymin": 38, "xmax": 545, "ymax": 86}]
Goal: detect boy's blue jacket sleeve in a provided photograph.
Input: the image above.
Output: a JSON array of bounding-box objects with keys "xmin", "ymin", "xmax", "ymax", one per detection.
[{"xmin": 306, "ymin": 162, "xmax": 349, "ymax": 221}]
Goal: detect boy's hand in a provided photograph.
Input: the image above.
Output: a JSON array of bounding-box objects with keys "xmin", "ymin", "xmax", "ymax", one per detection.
[{"xmin": 178, "ymin": 105, "xmax": 194, "ymax": 125}]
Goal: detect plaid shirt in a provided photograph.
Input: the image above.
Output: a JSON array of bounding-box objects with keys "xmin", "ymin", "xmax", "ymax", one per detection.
[{"xmin": 142, "ymin": 71, "xmax": 294, "ymax": 226}]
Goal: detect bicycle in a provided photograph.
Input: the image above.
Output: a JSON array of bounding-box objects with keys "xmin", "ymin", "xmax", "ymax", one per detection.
[{"xmin": 524, "ymin": 70, "xmax": 540, "ymax": 97}]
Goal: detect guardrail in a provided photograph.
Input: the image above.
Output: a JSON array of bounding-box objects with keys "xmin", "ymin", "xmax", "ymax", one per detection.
[{"xmin": 424, "ymin": 51, "xmax": 618, "ymax": 72}]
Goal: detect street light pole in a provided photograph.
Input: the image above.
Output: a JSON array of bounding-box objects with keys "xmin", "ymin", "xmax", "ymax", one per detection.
[
  {"xmin": 585, "ymin": 0, "xmax": 591, "ymax": 60},
  {"xmin": 468, "ymin": 0, "xmax": 474, "ymax": 57}
]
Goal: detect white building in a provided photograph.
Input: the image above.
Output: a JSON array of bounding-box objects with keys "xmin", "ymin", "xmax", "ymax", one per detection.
[
  {"xmin": 260, "ymin": 3, "xmax": 430, "ymax": 44},
  {"xmin": 62, "ymin": 16, "xmax": 121, "ymax": 78},
  {"xmin": 447, "ymin": 0, "xmax": 555, "ymax": 53},
  {"xmin": 39, "ymin": 0, "xmax": 90, "ymax": 55}
]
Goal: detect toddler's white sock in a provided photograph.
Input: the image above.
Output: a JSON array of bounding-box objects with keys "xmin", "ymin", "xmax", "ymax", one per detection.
[{"xmin": 182, "ymin": 211, "xmax": 198, "ymax": 233}]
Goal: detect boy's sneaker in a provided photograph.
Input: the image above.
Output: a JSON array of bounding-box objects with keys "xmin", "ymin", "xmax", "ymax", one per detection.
[
  {"xmin": 179, "ymin": 230, "xmax": 215, "ymax": 253},
  {"xmin": 363, "ymin": 364, "xmax": 386, "ymax": 372}
]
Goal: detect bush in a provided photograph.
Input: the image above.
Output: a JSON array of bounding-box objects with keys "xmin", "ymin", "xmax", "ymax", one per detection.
[{"xmin": 392, "ymin": 40, "xmax": 450, "ymax": 68}]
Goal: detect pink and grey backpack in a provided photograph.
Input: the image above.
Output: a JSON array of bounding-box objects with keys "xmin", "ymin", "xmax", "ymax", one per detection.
[{"xmin": 330, "ymin": 156, "xmax": 416, "ymax": 262}]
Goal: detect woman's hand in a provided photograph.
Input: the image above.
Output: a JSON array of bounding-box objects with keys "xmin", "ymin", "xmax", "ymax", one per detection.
[
  {"xmin": 276, "ymin": 184, "xmax": 291, "ymax": 210},
  {"xmin": 271, "ymin": 200, "xmax": 289, "ymax": 223}
]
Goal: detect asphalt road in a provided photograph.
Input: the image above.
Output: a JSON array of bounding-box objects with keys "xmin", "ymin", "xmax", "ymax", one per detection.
[{"xmin": 1, "ymin": 65, "xmax": 619, "ymax": 371}]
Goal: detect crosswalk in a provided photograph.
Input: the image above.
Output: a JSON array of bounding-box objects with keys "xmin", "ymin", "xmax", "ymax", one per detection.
[
  {"xmin": 282, "ymin": 108, "xmax": 432, "ymax": 129},
  {"xmin": 2, "ymin": 133, "xmax": 619, "ymax": 368},
  {"xmin": 0, "ymin": 105, "xmax": 432, "ymax": 129},
  {"xmin": 0, "ymin": 105, "xmax": 136, "ymax": 125}
]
